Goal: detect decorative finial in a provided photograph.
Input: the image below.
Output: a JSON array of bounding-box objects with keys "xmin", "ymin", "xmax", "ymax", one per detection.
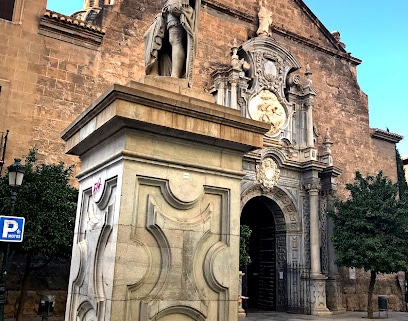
[
  {"xmin": 323, "ymin": 128, "xmax": 333, "ymax": 154},
  {"xmin": 304, "ymin": 63, "xmax": 312, "ymax": 86},
  {"xmin": 230, "ymin": 39, "xmax": 250, "ymax": 71}
]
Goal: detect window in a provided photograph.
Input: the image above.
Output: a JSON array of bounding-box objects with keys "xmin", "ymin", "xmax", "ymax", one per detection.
[
  {"xmin": 0, "ymin": 0, "xmax": 24, "ymax": 23},
  {"xmin": 0, "ymin": 0, "xmax": 15, "ymax": 21}
]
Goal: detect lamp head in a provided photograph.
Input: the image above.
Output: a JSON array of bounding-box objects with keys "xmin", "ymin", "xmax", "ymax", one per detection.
[{"xmin": 8, "ymin": 158, "xmax": 25, "ymax": 187}]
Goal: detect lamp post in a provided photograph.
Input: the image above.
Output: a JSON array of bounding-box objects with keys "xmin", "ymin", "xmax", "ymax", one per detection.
[{"xmin": 0, "ymin": 158, "xmax": 25, "ymax": 321}]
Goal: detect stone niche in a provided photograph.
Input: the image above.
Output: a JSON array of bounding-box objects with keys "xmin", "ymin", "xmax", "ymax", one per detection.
[{"xmin": 61, "ymin": 77, "xmax": 269, "ymax": 321}]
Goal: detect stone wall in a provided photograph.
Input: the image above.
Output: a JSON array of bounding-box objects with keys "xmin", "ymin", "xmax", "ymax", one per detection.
[
  {"xmin": 340, "ymin": 267, "xmax": 404, "ymax": 312},
  {"xmin": 5, "ymin": 256, "xmax": 70, "ymax": 318}
]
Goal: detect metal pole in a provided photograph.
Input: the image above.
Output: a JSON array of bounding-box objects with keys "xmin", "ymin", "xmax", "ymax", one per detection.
[
  {"xmin": 0, "ymin": 189, "xmax": 16, "ymax": 321},
  {"xmin": 0, "ymin": 243, "xmax": 6, "ymax": 321}
]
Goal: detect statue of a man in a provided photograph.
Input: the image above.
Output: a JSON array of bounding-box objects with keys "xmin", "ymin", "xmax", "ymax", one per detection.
[{"xmin": 144, "ymin": 0, "xmax": 200, "ymax": 84}]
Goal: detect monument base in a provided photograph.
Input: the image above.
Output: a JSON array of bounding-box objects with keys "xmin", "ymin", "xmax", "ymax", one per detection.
[{"xmin": 62, "ymin": 79, "xmax": 269, "ymax": 321}]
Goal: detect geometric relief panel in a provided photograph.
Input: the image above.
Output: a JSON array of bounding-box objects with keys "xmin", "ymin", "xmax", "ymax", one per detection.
[
  {"xmin": 67, "ymin": 176, "xmax": 118, "ymax": 321},
  {"xmin": 125, "ymin": 176, "xmax": 232, "ymax": 321}
]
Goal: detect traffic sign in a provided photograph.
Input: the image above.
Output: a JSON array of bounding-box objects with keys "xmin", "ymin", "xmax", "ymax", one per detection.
[{"xmin": 0, "ymin": 216, "xmax": 25, "ymax": 242}]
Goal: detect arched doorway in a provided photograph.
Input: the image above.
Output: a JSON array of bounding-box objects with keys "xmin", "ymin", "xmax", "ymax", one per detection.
[{"xmin": 241, "ymin": 196, "xmax": 283, "ymax": 311}]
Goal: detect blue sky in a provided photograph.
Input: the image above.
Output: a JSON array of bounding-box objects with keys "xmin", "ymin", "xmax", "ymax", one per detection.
[{"xmin": 46, "ymin": 0, "xmax": 408, "ymax": 156}]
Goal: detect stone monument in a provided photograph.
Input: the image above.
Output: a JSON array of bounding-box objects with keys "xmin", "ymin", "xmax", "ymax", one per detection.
[{"xmin": 62, "ymin": 76, "xmax": 269, "ymax": 321}]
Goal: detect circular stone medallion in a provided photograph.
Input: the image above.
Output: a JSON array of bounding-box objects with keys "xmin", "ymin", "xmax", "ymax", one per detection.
[{"xmin": 248, "ymin": 90, "xmax": 286, "ymax": 135}]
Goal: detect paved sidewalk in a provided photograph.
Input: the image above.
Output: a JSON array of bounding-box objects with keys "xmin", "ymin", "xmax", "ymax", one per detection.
[
  {"xmin": 242, "ymin": 311, "xmax": 408, "ymax": 321},
  {"xmin": 5, "ymin": 317, "xmax": 63, "ymax": 321},
  {"xmin": 4, "ymin": 312, "xmax": 408, "ymax": 320}
]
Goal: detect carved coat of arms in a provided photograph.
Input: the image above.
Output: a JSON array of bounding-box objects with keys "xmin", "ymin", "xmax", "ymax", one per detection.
[{"xmin": 256, "ymin": 157, "xmax": 280, "ymax": 191}]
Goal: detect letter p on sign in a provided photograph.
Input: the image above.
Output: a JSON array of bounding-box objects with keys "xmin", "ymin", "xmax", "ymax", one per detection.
[{"xmin": 2, "ymin": 220, "xmax": 18, "ymax": 238}]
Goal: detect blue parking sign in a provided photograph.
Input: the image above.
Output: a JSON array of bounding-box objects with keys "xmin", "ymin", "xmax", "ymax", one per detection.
[{"xmin": 0, "ymin": 216, "xmax": 25, "ymax": 242}]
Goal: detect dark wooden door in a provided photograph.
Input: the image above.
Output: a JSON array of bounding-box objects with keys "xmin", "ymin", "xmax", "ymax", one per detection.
[{"xmin": 257, "ymin": 227, "xmax": 276, "ymax": 310}]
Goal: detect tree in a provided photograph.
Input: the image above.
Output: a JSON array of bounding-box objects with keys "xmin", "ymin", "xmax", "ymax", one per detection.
[
  {"xmin": 396, "ymin": 147, "xmax": 408, "ymax": 199},
  {"xmin": 329, "ymin": 171, "xmax": 408, "ymax": 319},
  {"xmin": 0, "ymin": 148, "xmax": 78, "ymax": 321},
  {"xmin": 239, "ymin": 225, "xmax": 252, "ymax": 267}
]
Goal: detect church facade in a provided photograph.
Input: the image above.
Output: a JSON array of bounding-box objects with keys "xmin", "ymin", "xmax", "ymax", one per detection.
[{"xmin": 0, "ymin": 0, "xmax": 404, "ymax": 319}]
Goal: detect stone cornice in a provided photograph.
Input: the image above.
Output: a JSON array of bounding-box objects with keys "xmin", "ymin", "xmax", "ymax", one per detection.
[
  {"xmin": 201, "ymin": 0, "xmax": 361, "ymax": 65},
  {"xmin": 38, "ymin": 10, "xmax": 105, "ymax": 49},
  {"xmin": 272, "ymin": 26, "xmax": 361, "ymax": 65},
  {"xmin": 61, "ymin": 80, "xmax": 270, "ymax": 155},
  {"xmin": 371, "ymin": 128, "xmax": 403, "ymax": 144}
]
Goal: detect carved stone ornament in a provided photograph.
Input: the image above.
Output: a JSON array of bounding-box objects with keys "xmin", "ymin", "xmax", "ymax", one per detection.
[
  {"xmin": 256, "ymin": 157, "xmax": 280, "ymax": 191},
  {"xmin": 249, "ymin": 90, "xmax": 286, "ymax": 135}
]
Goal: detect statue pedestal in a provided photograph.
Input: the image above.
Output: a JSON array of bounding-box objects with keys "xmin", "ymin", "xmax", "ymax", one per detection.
[{"xmin": 62, "ymin": 78, "xmax": 269, "ymax": 321}]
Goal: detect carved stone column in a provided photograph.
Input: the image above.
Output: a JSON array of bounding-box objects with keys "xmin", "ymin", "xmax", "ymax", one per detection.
[
  {"xmin": 216, "ymin": 80, "xmax": 225, "ymax": 106},
  {"xmin": 306, "ymin": 183, "xmax": 331, "ymax": 315},
  {"xmin": 319, "ymin": 166, "xmax": 345, "ymax": 313},
  {"xmin": 306, "ymin": 100, "xmax": 314, "ymax": 148},
  {"xmin": 229, "ymin": 76, "xmax": 238, "ymax": 110},
  {"xmin": 308, "ymin": 184, "xmax": 321, "ymax": 276}
]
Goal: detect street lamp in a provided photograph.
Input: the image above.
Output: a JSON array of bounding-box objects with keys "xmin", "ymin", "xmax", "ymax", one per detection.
[
  {"xmin": 0, "ymin": 158, "xmax": 25, "ymax": 320},
  {"xmin": 7, "ymin": 158, "xmax": 25, "ymax": 215}
]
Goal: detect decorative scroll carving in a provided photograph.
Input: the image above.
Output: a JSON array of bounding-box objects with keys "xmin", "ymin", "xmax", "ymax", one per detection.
[
  {"xmin": 302, "ymin": 194, "xmax": 311, "ymax": 268},
  {"xmin": 276, "ymin": 233, "xmax": 287, "ymax": 310},
  {"xmin": 320, "ymin": 196, "xmax": 328, "ymax": 275}
]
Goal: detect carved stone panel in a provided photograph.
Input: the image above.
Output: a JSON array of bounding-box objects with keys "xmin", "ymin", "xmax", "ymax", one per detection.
[
  {"xmin": 125, "ymin": 177, "xmax": 232, "ymax": 321},
  {"xmin": 66, "ymin": 176, "xmax": 118, "ymax": 321}
]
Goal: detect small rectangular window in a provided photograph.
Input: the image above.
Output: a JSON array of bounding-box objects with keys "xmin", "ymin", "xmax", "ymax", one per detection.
[{"xmin": 0, "ymin": 0, "xmax": 15, "ymax": 21}]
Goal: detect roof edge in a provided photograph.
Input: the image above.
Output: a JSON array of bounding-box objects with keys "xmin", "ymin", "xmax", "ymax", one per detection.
[{"xmin": 371, "ymin": 128, "xmax": 403, "ymax": 144}]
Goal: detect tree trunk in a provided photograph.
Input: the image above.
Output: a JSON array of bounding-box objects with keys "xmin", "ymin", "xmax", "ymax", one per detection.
[
  {"xmin": 15, "ymin": 250, "xmax": 33, "ymax": 321},
  {"xmin": 367, "ymin": 270, "xmax": 376, "ymax": 319}
]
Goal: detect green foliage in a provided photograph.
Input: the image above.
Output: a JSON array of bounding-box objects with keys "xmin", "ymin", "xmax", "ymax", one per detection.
[
  {"xmin": 396, "ymin": 147, "xmax": 408, "ymax": 199},
  {"xmin": 0, "ymin": 148, "xmax": 78, "ymax": 258},
  {"xmin": 240, "ymin": 224, "xmax": 252, "ymax": 266},
  {"xmin": 329, "ymin": 171, "xmax": 408, "ymax": 274}
]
